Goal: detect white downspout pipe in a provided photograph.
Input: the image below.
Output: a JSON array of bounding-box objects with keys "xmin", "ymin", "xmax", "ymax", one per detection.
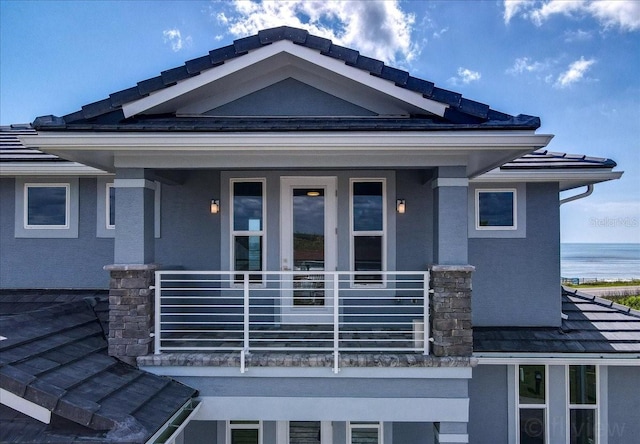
[{"xmin": 560, "ymin": 184, "xmax": 594, "ymax": 205}]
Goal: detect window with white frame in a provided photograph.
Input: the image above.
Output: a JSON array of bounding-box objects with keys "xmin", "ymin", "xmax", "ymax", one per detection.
[
  {"xmin": 231, "ymin": 180, "xmax": 265, "ymax": 281},
  {"xmin": 24, "ymin": 183, "xmax": 69, "ymax": 229},
  {"xmin": 517, "ymin": 365, "xmax": 547, "ymax": 444},
  {"xmin": 106, "ymin": 182, "xmax": 115, "ymax": 229},
  {"xmin": 228, "ymin": 420, "xmax": 262, "ymax": 444},
  {"xmin": 348, "ymin": 422, "xmax": 383, "ymax": 444},
  {"xmin": 476, "ymin": 189, "xmax": 517, "ymax": 230},
  {"xmin": 351, "ymin": 179, "xmax": 385, "ymax": 284},
  {"xmin": 568, "ymin": 365, "xmax": 597, "ymax": 444}
]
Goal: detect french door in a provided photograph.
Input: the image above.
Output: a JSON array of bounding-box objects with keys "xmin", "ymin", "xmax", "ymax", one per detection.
[{"xmin": 280, "ymin": 177, "xmax": 337, "ymax": 324}]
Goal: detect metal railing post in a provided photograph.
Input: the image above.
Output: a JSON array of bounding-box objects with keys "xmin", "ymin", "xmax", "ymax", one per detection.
[
  {"xmin": 242, "ymin": 272, "xmax": 250, "ymax": 373},
  {"xmin": 154, "ymin": 271, "xmax": 162, "ymax": 354},
  {"xmin": 423, "ymin": 271, "xmax": 430, "ymax": 355},
  {"xmin": 333, "ymin": 272, "xmax": 340, "ymax": 374}
]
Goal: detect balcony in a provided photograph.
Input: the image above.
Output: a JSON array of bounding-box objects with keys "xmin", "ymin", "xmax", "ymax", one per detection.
[{"xmin": 154, "ymin": 271, "xmax": 430, "ymax": 373}]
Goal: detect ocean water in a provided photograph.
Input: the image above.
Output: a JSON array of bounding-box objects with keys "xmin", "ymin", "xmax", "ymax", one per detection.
[{"xmin": 561, "ymin": 243, "xmax": 640, "ymax": 280}]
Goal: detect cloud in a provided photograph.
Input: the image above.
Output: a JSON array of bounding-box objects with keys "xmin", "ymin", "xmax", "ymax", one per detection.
[
  {"xmin": 214, "ymin": 0, "xmax": 417, "ymax": 65},
  {"xmin": 163, "ymin": 28, "xmax": 192, "ymax": 52},
  {"xmin": 448, "ymin": 67, "xmax": 481, "ymax": 86},
  {"xmin": 506, "ymin": 57, "xmax": 546, "ymax": 75},
  {"xmin": 503, "ymin": 0, "xmax": 640, "ymax": 32},
  {"xmin": 564, "ymin": 29, "xmax": 593, "ymax": 42},
  {"xmin": 555, "ymin": 56, "xmax": 596, "ymax": 88}
]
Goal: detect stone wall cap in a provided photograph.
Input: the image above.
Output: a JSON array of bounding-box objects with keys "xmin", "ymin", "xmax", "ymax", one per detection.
[
  {"xmin": 104, "ymin": 263, "xmax": 159, "ymax": 271},
  {"xmin": 430, "ymin": 265, "xmax": 476, "ymax": 272}
]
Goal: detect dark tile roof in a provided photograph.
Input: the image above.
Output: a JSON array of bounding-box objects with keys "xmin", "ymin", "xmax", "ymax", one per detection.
[
  {"xmin": 474, "ymin": 288, "xmax": 640, "ymax": 354},
  {"xmin": 501, "ymin": 149, "xmax": 617, "ymax": 170},
  {"xmin": 0, "ymin": 124, "xmax": 67, "ymax": 163},
  {"xmin": 0, "ymin": 292, "xmax": 197, "ymax": 443},
  {"xmin": 32, "ymin": 26, "xmax": 540, "ymax": 131}
]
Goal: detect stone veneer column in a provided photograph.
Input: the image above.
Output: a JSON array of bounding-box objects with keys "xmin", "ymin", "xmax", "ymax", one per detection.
[
  {"xmin": 429, "ymin": 264, "xmax": 474, "ymax": 357},
  {"xmin": 104, "ymin": 264, "xmax": 157, "ymax": 366}
]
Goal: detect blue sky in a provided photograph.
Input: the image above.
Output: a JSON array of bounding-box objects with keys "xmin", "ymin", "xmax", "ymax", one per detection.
[{"xmin": 1, "ymin": 0, "xmax": 639, "ymax": 243}]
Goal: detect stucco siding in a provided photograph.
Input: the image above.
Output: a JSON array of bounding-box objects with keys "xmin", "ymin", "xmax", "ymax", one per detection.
[
  {"xmin": 607, "ymin": 366, "xmax": 640, "ymax": 444},
  {"xmin": 469, "ymin": 182, "xmax": 561, "ymax": 327},
  {"xmin": 396, "ymin": 170, "xmax": 433, "ymax": 270},
  {"xmin": 468, "ymin": 365, "xmax": 509, "ymax": 444},
  {"xmin": 0, "ymin": 177, "xmax": 112, "ymax": 289}
]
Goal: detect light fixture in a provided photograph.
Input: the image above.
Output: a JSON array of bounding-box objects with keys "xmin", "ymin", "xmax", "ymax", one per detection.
[
  {"xmin": 306, "ymin": 190, "xmax": 321, "ymax": 197},
  {"xmin": 210, "ymin": 199, "xmax": 220, "ymax": 214},
  {"xmin": 396, "ymin": 199, "xmax": 406, "ymax": 214}
]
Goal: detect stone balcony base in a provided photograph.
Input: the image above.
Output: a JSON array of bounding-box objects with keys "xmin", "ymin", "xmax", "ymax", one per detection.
[{"xmin": 138, "ymin": 352, "xmax": 478, "ymax": 368}]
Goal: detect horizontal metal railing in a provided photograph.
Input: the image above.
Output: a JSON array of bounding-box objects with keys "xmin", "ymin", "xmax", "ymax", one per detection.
[{"xmin": 155, "ymin": 271, "xmax": 430, "ymax": 372}]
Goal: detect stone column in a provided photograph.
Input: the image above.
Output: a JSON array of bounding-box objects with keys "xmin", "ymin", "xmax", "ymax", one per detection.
[
  {"xmin": 104, "ymin": 264, "xmax": 157, "ymax": 366},
  {"xmin": 430, "ymin": 265, "xmax": 474, "ymax": 357}
]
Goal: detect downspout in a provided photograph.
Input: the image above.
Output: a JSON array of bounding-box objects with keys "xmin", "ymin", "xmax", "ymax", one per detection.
[{"xmin": 560, "ymin": 184, "xmax": 593, "ymax": 205}]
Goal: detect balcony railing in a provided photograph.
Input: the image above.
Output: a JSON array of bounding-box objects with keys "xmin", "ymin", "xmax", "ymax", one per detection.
[{"xmin": 155, "ymin": 271, "xmax": 430, "ymax": 373}]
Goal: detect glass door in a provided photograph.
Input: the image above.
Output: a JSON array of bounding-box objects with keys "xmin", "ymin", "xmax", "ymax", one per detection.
[{"xmin": 281, "ymin": 177, "xmax": 336, "ymax": 324}]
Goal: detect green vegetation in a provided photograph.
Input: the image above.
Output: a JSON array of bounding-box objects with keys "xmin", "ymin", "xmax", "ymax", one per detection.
[
  {"xmin": 564, "ymin": 279, "xmax": 640, "ymax": 288},
  {"xmin": 603, "ymin": 295, "xmax": 640, "ymax": 311}
]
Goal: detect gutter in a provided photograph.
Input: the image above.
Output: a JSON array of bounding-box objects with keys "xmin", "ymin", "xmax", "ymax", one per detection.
[
  {"xmin": 560, "ymin": 184, "xmax": 593, "ymax": 205},
  {"xmin": 145, "ymin": 399, "xmax": 201, "ymax": 444},
  {"xmin": 474, "ymin": 353, "xmax": 640, "ymax": 366}
]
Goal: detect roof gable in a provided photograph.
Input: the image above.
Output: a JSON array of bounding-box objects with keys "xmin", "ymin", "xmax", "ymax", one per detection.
[
  {"xmin": 34, "ymin": 26, "xmax": 538, "ymax": 130},
  {"xmin": 204, "ymin": 77, "xmax": 377, "ymax": 117}
]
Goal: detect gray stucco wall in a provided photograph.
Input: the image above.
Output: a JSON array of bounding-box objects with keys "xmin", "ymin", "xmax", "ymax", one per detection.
[
  {"xmin": 469, "ymin": 182, "xmax": 561, "ymax": 327},
  {"xmin": 396, "ymin": 170, "xmax": 433, "ymax": 270},
  {"xmin": 468, "ymin": 365, "xmax": 509, "ymax": 444},
  {"xmin": 155, "ymin": 171, "xmax": 222, "ymax": 270},
  {"xmin": 0, "ymin": 177, "xmax": 113, "ymax": 289},
  {"xmin": 608, "ymin": 366, "xmax": 640, "ymax": 444},
  {"xmin": 393, "ymin": 422, "xmax": 435, "ymax": 444}
]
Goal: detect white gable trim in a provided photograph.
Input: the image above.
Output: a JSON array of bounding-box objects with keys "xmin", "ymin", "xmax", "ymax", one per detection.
[
  {"xmin": 122, "ymin": 40, "xmax": 448, "ymax": 118},
  {"xmin": 0, "ymin": 388, "xmax": 51, "ymax": 424}
]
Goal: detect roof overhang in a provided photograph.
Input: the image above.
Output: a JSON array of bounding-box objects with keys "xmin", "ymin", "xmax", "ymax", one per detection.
[
  {"xmin": 0, "ymin": 162, "xmax": 109, "ymax": 177},
  {"xmin": 20, "ymin": 131, "xmax": 553, "ymax": 177},
  {"xmin": 475, "ymin": 353, "xmax": 640, "ymax": 365},
  {"xmin": 473, "ymin": 168, "xmax": 623, "ymax": 191}
]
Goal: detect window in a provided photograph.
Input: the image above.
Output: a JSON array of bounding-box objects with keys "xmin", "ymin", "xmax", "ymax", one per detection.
[
  {"xmin": 106, "ymin": 182, "xmax": 116, "ymax": 229},
  {"xmin": 476, "ymin": 189, "xmax": 517, "ymax": 229},
  {"xmin": 24, "ymin": 184, "xmax": 69, "ymax": 228},
  {"xmin": 568, "ymin": 365, "xmax": 597, "ymax": 444},
  {"xmin": 348, "ymin": 422, "xmax": 383, "ymax": 444},
  {"xmin": 16, "ymin": 179, "xmax": 79, "ymax": 238},
  {"xmin": 517, "ymin": 365, "xmax": 547, "ymax": 444},
  {"xmin": 232, "ymin": 180, "xmax": 265, "ymax": 281},
  {"xmin": 351, "ymin": 180, "xmax": 385, "ymax": 284},
  {"xmin": 228, "ymin": 421, "xmax": 262, "ymax": 444}
]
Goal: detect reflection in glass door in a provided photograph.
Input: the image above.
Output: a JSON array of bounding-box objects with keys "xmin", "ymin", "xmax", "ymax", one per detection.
[
  {"xmin": 293, "ymin": 188, "xmax": 325, "ymax": 306},
  {"xmin": 281, "ymin": 177, "xmax": 336, "ymax": 323}
]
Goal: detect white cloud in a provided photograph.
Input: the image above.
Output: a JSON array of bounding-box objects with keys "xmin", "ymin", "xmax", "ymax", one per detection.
[
  {"xmin": 503, "ymin": 0, "xmax": 640, "ymax": 31},
  {"xmin": 506, "ymin": 57, "xmax": 546, "ymax": 75},
  {"xmin": 432, "ymin": 27, "xmax": 449, "ymax": 39},
  {"xmin": 448, "ymin": 67, "xmax": 481, "ymax": 86},
  {"xmin": 564, "ymin": 28, "xmax": 593, "ymax": 42},
  {"xmin": 214, "ymin": 0, "xmax": 417, "ymax": 65},
  {"xmin": 163, "ymin": 28, "xmax": 192, "ymax": 52},
  {"xmin": 555, "ymin": 56, "xmax": 596, "ymax": 88}
]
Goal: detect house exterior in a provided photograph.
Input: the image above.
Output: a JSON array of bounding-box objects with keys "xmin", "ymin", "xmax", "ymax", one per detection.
[{"xmin": 1, "ymin": 26, "xmax": 638, "ymax": 444}]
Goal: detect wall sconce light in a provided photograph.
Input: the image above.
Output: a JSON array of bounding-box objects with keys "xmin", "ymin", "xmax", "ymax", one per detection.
[
  {"xmin": 396, "ymin": 199, "xmax": 406, "ymax": 214},
  {"xmin": 210, "ymin": 199, "xmax": 220, "ymax": 214}
]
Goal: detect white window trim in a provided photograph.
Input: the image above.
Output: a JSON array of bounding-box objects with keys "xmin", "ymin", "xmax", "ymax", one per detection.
[
  {"xmin": 566, "ymin": 365, "xmax": 599, "ymax": 444},
  {"xmin": 230, "ymin": 178, "xmax": 267, "ymax": 283},
  {"xmin": 226, "ymin": 420, "xmax": 262, "ymax": 444},
  {"xmin": 516, "ymin": 364, "xmax": 549, "ymax": 444},
  {"xmin": 475, "ymin": 188, "xmax": 517, "ymax": 231},
  {"xmin": 24, "ymin": 183, "xmax": 70, "ymax": 229},
  {"xmin": 348, "ymin": 421, "xmax": 383, "ymax": 444},
  {"xmin": 349, "ymin": 178, "xmax": 387, "ymax": 287}
]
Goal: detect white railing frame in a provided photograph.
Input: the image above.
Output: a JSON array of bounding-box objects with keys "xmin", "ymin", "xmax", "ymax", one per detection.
[{"xmin": 154, "ymin": 270, "xmax": 430, "ymax": 373}]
